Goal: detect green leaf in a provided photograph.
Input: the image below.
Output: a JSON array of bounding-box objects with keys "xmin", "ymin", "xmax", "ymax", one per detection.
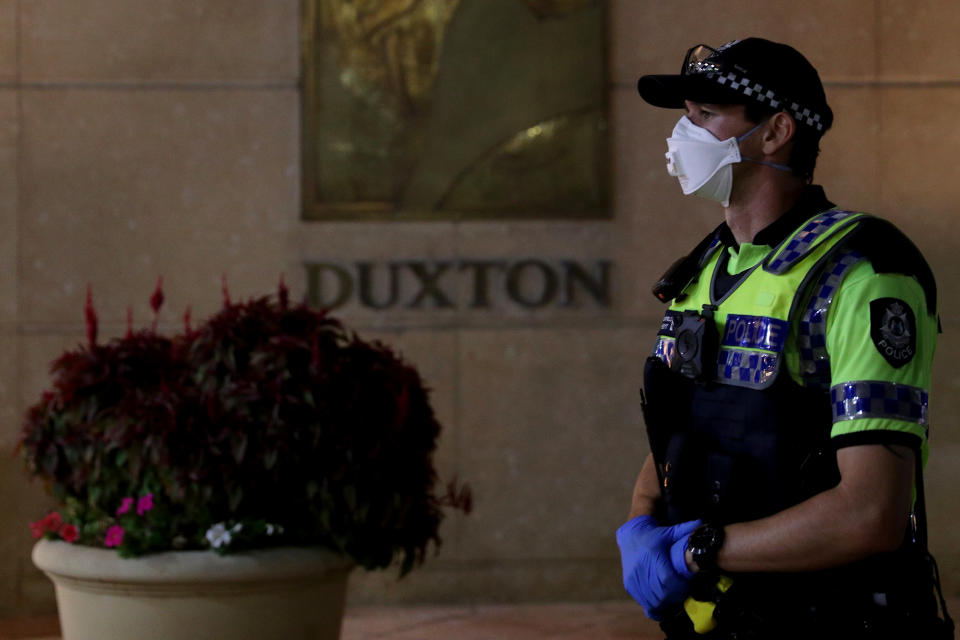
[
  {"xmin": 264, "ymin": 449, "xmax": 278, "ymax": 470},
  {"xmin": 231, "ymin": 433, "xmax": 248, "ymax": 464},
  {"xmin": 228, "ymin": 486, "xmax": 243, "ymax": 512}
]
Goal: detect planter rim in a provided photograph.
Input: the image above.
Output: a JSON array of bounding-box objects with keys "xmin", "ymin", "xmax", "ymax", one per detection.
[{"xmin": 32, "ymin": 539, "xmax": 353, "ymax": 584}]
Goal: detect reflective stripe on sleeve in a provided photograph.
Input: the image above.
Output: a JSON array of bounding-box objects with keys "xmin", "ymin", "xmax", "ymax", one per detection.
[{"xmin": 830, "ymin": 380, "xmax": 929, "ymax": 426}]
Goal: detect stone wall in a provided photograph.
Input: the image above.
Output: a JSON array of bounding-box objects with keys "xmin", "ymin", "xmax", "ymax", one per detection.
[{"xmin": 1, "ymin": 0, "xmax": 958, "ymax": 616}]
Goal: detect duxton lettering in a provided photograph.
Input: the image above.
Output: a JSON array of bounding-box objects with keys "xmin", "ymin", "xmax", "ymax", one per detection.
[
  {"xmin": 357, "ymin": 262, "xmax": 400, "ymax": 310},
  {"xmin": 506, "ymin": 260, "xmax": 558, "ymax": 308},
  {"xmin": 560, "ymin": 260, "xmax": 611, "ymax": 307},
  {"xmin": 304, "ymin": 259, "xmax": 612, "ymax": 311},
  {"xmin": 407, "ymin": 261, "xmax": 455, "ymax": 308},
  {"xmin": 307, "ymin": 263, "xmax": 353, "ymax": 309},
  {"xmin": 458, "ymin": 261, "xmax": 507, "ymax": 308}
]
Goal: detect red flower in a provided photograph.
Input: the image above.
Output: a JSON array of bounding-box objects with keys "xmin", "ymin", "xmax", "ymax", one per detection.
[
  {"xmin": 29, "ymin": 520, "xmax": 45, "ymax": 540},
  {"xmin": 41, "ymin": 512, "xmax": 63, "ymax": 533},
  {"xmin": 30, "ymin": 512, "xmax": 65, "ymax": 540},
  {"xmin": 59, "ymin": 523, "xmax": 79, "ymax": 543}
]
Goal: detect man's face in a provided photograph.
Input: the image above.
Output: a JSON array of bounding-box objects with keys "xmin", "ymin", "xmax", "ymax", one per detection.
[{"xmin": 683, "ymin": 101, "xmax": 755, "ymax": 142}]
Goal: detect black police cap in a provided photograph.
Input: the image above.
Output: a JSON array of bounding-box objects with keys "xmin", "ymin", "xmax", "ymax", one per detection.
[{"xmin": 637, "ymin": 38, "xmax": 833, "ymax": 133}]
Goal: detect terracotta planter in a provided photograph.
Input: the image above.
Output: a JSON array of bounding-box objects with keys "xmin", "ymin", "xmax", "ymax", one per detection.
[{"xmin": 32, "ymin": 539, "xmax": 353, "ymax": 640}]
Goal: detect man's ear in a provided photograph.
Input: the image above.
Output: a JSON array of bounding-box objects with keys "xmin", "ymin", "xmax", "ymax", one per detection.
[{"xmin": 762, "ymin": 111, "xmax": 796, "ymax": 156}]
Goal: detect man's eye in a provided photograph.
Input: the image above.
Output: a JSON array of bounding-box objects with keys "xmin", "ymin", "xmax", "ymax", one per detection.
[{"xmin": 700, "ymin": 110, "xmax": 713, "ymax": 119}]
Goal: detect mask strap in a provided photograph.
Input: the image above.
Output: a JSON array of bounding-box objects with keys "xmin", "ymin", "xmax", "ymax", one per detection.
[
  {"xmin": 741, "ymin": 157, "xmax": 794, "ymax": 173},
  {"xmin": 737, "ymin": 119, "xmax": 794, "ymax": 174},
  {"xmin": 735, "ymin": 121, "xmax": 766, "ymax": 142}
]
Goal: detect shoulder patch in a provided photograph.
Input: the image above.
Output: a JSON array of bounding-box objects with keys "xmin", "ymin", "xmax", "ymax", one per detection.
[{"xmin": 870, "ymin": 298, "xmax": 916, "ymax": 368}]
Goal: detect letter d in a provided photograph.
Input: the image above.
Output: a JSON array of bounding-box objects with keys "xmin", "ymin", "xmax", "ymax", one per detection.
[{"xmin": 306, "ymin": 263, "xmax": 353, "ymax": 310}]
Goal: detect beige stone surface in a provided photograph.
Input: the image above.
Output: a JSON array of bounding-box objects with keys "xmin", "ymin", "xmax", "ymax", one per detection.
[
  {"xmin": 0, "ymin": 1, "xmax": 15, "ymax": 82},
  {"xmin": 0, "ymin": 90, "xmax": 17, "ymax": 324},
  {"xmin": 876, "ymin": 87, "xmax": 960, "ymax": 324},
  {"xmin": 20, "ymin": 0, "xmax": 299, "ymax": 83},
  {"xmin": 19, "ymin": 88, "xmax": 299, "ymax": 328},
  {"xmin": 879, "ymin": 1, "xmax": 960, "ymax": 81},
  {"xmin": 455, "ymin": 327, "xmax": 648, "ymax": 561},
  {"xmin": 928, "ymin": 329, "xmax": 960, "ymax": 595},
  {"xmin": 0, "ymin": 334, "xmax": 21, "ymax": 450},
  {"xmin": 816, "ymin": 87, "xmax": 883, "ymax": 213},
  {"xmin": 610, "ymin": 0, "xmax": 877, "ymax": 85}
]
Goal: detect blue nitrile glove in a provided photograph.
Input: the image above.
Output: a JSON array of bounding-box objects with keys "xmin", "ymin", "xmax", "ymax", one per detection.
[{"xmin": 616, "ymin": 515, "xmax": 702, "ymax": 620}]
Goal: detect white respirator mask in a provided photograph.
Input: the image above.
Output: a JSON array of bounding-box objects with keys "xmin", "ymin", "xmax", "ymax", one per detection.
[{"xmin": 665, "ymin": 115, "xmax": 790, "ymax": 207}]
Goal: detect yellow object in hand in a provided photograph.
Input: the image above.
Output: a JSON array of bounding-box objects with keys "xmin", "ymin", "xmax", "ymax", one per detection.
[{"xmin": 682, "ymin": 575, "xmax": 734, "ymax": 634}]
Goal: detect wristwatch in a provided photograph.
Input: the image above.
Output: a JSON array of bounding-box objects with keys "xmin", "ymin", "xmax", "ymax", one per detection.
[{"xmin": 687, "ymin": 523, "xmax": 725, "ymax": 573}]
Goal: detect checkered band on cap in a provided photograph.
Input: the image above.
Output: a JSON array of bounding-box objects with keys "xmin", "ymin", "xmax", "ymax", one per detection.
[
  {"xmin": 797, "ymin": 250, "xmax": 866, "ymax": 389},
  {"xmin": 765, "ymin": 210, "xmax": 858, "ymax": 274},
  {"xmin": 715, "ymin": 347, "xmax": 780, "ymax": 389},
  {"xmin": 831, "ymin": 381, "xmax": 929, "ymax": 428},
  {"xmin": 706, "ymin": 70, "xmax": 825, "ymax": 132}
]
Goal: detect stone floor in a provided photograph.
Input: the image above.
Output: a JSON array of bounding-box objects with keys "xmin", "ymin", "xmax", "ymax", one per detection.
[
  {"xmin": 2, "ymin": 599, "xmax": 958, "ymax": 639},
  {"xmin": 0, "ymin": 602, "xmax": 662, "ymax": 640}
]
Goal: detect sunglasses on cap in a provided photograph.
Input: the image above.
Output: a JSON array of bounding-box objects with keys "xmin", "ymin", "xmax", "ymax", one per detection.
[{"xmin": 681, "ymin": 44, "xmax": 724, "ymax": 76}]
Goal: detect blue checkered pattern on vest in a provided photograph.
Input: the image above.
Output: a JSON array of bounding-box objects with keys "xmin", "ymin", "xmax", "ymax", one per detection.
[
  {"xmin": 716, "ymin": 347, "xmax": 778, "ymax": 388},
  {"xmin": 765, "ymin": 210, "xmax": 857, "ymax": 274},
  {"xmin": 797, "ymin": 250, "xmax": 865, "ymax": 389}
]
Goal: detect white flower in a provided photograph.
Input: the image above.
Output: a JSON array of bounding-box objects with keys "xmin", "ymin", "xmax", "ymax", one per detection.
[
  {"xmin": 266, "ymin": 524, "xmax": 275, "ymax": 536},
  {"xmin": 205, "ymin": 523, "xmax": 232, "ymax": 549},
  {"xmin": 231, "ymin": 523, "xmax": 243, "ymax": 534}
]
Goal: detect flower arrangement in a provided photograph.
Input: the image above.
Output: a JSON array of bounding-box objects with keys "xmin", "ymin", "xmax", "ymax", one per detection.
[{"xmin": 21, "ymin": 279, "xmax": 470, "ymax": 575}]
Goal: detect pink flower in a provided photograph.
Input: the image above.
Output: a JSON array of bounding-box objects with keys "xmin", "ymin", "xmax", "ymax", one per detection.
[
  {"xmin": 105, "ymin": 525, "xmax": 124, "ymax": 548},
  {"xmin": 116, "ymin": 497, "xmax": 134, "ymax": 515},
  {"xmin": 59, "ymin": 523, "xmax": 79, "ymax": 543},
  {"xmin": 136, "ymin": 493, "xmax": 154, "ymax": 516}
]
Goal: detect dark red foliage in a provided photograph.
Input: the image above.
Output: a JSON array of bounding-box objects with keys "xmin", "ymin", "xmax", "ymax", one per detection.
[
  {"xmin": 20, "ymin": 283, "xmax": 468, "ymax": 571},
  {"xmin": 150, "ymin": 278, "xmax": 165, "ymax": 315},
  {"xmin": 84, "ymin": 286, "xmax": 97, "ymax": 347},
  {"xmin": 278, "ymin": 274, "xmax": 289, "ymax": 310}
]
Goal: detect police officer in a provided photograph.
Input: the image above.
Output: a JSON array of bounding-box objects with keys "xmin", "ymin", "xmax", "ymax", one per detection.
[{"xmin": 616, "ymin": 38, "xmax": 953, "ymax": 639}]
